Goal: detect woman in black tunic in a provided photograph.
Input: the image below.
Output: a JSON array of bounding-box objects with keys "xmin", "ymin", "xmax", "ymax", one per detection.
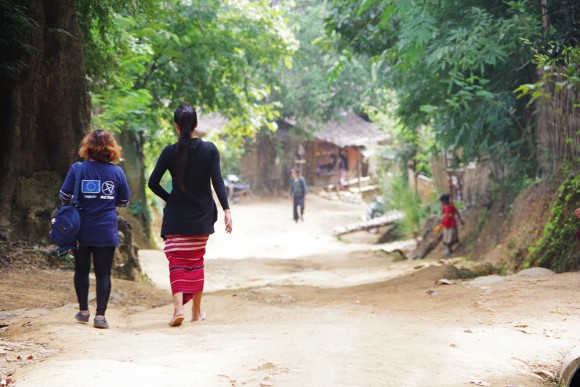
[{"xmin": 148, "ymin": 105, "xmax": 232, "ymax": 326}]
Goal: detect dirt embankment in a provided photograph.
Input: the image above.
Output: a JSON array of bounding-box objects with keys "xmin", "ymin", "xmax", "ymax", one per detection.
[{"xmin": 463, "ymin": 179, "xmax": 564, "ymax": 270}]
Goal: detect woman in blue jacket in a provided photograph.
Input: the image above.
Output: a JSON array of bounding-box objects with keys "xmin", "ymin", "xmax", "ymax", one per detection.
[{"xmin": 59, "ymin": 129, "xmax": 131, "ymax": 329}]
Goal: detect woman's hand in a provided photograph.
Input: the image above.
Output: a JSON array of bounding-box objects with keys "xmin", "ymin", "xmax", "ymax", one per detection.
[{"xmin": 224, "ymin": 209, "xmax": 233, "ymax": 234}]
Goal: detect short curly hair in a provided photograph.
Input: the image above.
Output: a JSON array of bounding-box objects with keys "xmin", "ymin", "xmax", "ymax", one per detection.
[{"xmin": 78, "ymin": 129, "xmax": 122, "ymax": 163}]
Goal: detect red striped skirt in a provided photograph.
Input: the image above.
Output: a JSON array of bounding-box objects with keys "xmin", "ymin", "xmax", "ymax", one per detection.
[{"xmin": 163, "ymin": 234, "xmax": 209, "ymax": 305}]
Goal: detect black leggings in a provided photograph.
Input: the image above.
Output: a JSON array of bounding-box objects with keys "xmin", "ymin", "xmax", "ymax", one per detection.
[{"xmin": 74, "ymin": 246, "xmax": 116, "ymax": 316}]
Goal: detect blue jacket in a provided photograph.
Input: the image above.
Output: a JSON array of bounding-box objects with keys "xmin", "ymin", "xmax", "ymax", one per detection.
[
  {"xmin": 60, "ymin": 160, "xmax": 131, "ymax": 247},
  {"xmin": 290, "ymin": 177, "xmax": 307, "ymax": 197}
]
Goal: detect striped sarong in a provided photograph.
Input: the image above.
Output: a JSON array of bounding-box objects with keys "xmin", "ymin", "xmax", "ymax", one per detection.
[{"xmin": 163, "ymin": 234, "xmax": 209, "ymax": 305}]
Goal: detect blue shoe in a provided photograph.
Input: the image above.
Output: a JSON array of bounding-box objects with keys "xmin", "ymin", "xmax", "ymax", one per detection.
[
  {"xmin": 93, "ymin": 316, "xmax": 109, "ymax": 329},
  {"xmin": 74, "ymin": 311, "xmax": 90, "ymax": 323}
]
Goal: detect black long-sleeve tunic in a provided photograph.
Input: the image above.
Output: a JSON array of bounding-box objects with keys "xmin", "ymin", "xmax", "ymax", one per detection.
[{"xmin": 148, "ymin": 138, "xmax": 229, "ymax": 237}]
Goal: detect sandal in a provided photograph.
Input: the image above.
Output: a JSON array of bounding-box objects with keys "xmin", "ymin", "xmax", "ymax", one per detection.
[
  {"xmin": 169, "ymin": 312, "xmax": 185, "ymax": 327},
  {"xmin": 192, "ymin": 311, "xmax": 206, "ymax": 322}
]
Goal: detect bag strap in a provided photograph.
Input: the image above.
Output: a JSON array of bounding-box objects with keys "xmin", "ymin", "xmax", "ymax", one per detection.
[{"xmin": 72, "ymin": 162, "xmax": 82, "ymax": 208}]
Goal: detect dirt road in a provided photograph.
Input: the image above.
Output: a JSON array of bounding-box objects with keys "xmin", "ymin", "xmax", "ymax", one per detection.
[{"xmin": 3, "ymin": 195, "xmax": 580, "ymax": 386}]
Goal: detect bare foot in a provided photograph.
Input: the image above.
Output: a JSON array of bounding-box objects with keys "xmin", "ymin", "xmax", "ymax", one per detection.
[{"xmin": 192, "ymin": 311, "xmax": 206, "ymax": 322}]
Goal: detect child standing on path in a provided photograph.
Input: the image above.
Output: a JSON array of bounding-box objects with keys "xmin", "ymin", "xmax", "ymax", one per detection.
[
  {"xmin": 289, "ymin": 168, "xmax": 308, "ymax": 223},
  {"xmin": 438, "ymin": 193, "xmax": 464, "ymax": 257}
]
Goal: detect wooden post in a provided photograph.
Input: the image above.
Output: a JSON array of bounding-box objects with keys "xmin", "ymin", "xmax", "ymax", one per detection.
[
  {"xmin": 312, "ymin": 141, "xmax": 318, "ymax": 185},
  {"xmin": 357, "ymin": 148, "xmax": 363, "ymax": 192},
  {"xmin": 445, "ymin": 151, "xmax": 453, "ymax": 197},
  {"xmin": 336, "ymin": 147, "xmax": 341, "ymax": 193}
]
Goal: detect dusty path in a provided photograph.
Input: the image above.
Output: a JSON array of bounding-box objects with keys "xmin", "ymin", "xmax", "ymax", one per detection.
[{"xmin": 6, "ymin": 195, "xmax": 580, "ymax": 386}]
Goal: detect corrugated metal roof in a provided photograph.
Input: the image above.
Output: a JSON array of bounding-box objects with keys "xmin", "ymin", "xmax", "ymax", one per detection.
[{"xmin": 313, "ymin": 112, "xmax": 389, "ymax": 147}]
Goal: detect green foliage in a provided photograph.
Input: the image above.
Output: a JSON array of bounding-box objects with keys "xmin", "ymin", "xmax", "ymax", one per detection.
[
  {"xmin": 89, "ymin": 15, "xmax": 155, "ymax": 134},
  {"xmin": 81, "ymin": 0, "xmax": 299, "ymax": 175},
  {"xmin": 381, "ymin": 174, "xmax": 428, "ymax": 239},
  {"xmin": 77, "ymin": 0, "xmax": 159, "ymax": 81},
  {"xmin": 276, "ymin": 0, "xmax": 373, "ymax": 125},
  {"xmin": 529, "ymin": 174, "xmax": 580, "ymax": 272},
  {"xmin": 324, "ymin": 0, "xmax": 539, "ymax": 171},
  {"xmin": 210, "ymin": 133, "xmax": 245, "ymax": 177},
  {"xmin": 0, "ymin": 0, "xmax": 39, "ymax": 76},
  {"xmin": 365, "ymin": 90, "xmax": 436, "ymax": 177},
  {"xmin": 515, "ymin": 43, "xmax": 580, "ymax": 102},
  {"xmin": 152, "ymin": 0, "xmax": 297, "ymax": 137},
  {"xmin": 74, "ymin": 0, "xmax": 301, "ymax": 244},
  {"xmin": 519, "ymin": 0, "xmax": 580, "ymax": 69}
]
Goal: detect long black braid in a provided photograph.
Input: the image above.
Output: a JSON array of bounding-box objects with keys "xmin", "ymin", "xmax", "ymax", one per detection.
[{"xmin": 173, "ymin": 105, "xmax": 197, "ymax": 192}]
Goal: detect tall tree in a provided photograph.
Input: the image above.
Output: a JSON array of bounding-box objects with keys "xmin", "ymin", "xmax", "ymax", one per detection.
[
  {"xmin": 275, "ymin": 0, "xmax": 372, "ymax": 124},
  {"xmin": 0, "ymin": 0, "xmax": 90, "ymax": 241}
]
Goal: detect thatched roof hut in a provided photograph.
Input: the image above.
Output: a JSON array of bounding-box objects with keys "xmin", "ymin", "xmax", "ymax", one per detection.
[
  {"xmin": 201, "ymin": 111, "xmax": 389, "ymax": 196},
  {"xmin": 313, "ymin": 112, "xmax": 389, "ymax": 148},
  {"xmin": 304, "ymin": 112, "xmax": 389, "ymax": 189}
]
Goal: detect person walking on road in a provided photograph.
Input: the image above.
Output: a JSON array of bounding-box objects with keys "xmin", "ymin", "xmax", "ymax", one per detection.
[
  {"xmin": 438, "ymin": 193, "xmax": 464, "ymax": 257},
  {"xmin": 289, "ymin": 168, "xmax": 308, "ymax": 223},
  {"xmin": 148, "ymin": 105, "xmax": 232, "ymax": 327},
  {"xmin": 59, "ymin": 129, "xmax": 132, "ymax": 329}
]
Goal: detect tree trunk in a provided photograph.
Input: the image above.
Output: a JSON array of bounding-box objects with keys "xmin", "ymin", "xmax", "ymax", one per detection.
[
  {"xmin": 0, "ymin": 0, "xmax": 90, "ymax": 241},
  {"xmin": 116, "ymin": 130, "xmax": 152, "ymax": 248},
  {"xmin": 115, "ymin": 216, "xmax": 146, "ymax": 281}
]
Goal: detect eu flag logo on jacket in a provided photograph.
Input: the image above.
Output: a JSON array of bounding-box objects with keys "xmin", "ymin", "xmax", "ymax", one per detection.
[{"xmin": 82, "ymin": 180, "xmax": 101, "ymax": 193}]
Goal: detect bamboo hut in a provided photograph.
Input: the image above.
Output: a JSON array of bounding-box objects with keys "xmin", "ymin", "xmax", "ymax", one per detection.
[{"xmin": 303, "ymin": 112, "xmax": 389, "ymax": 192}]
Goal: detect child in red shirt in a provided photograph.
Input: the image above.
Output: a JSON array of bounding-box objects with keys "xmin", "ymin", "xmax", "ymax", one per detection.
[{"xmin": 439, "ymin": 194, "xmax": 464, "ymax": 257}]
